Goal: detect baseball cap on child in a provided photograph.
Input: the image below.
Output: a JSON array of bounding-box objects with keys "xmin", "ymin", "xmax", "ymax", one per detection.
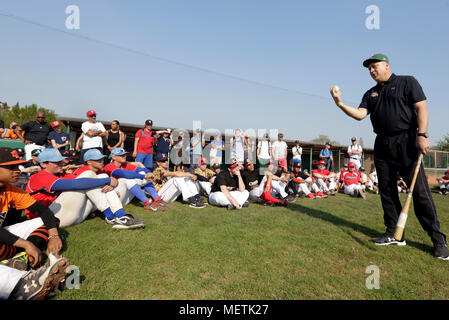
[
  {"xmin": 228, "ymin": 162, "xmax": 239, "ymax": 169},
  {"xmin": 0, "ymin": 148, "xmax": 29, "ymax": 166},
  {"xmin": 31, "ymin": 149, "xmax": 42, "ymax": 157},
  {"xmin": 51, "ymin": 121, "xmax": 61, "ymax": 128},
  {"xmin": 16, "ymin": 148, "xmax": 25, "ymax": 157},
  {"xmin": 38, "ymin": 148, "xmax": 66, "ymax": 163},
  {"xmin": 84, "ymin": 149, "xmax": 106, "ymax": 162},
  {"xmin": 155, "ymin": 154, "xmax": 168, "ymax": 162},
  {"xmin": 109, "ymin": 147, "xmax": 128, "ymax": 158}
]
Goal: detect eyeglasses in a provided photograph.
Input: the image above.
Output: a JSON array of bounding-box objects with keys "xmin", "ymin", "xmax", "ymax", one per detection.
[
  {"xmin": 36, "ymin": 117, "xmax": 45, "ymax": 119},
  {"xmin": 89, "ymin": 115, "xmax": 96, "ymax": 118}
]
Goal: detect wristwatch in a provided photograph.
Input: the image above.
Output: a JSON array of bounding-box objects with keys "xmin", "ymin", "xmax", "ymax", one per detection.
[{"xmin": 417, "ymin": 132, "xmax": 429, "ymax": 138}]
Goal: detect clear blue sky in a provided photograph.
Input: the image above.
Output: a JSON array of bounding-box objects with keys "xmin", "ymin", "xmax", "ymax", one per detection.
[{"xmin": 1, "ymin": 0, "xmax": 448, "ymax": 148}]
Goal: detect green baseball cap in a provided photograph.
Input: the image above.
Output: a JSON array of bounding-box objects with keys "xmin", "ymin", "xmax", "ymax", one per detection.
[{"xmin": 363, "ymin": 53, "xmax": 389, "ymax": 67}]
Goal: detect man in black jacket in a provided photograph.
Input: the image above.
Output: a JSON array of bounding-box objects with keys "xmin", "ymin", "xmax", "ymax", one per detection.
[{"xmin": 330, "ymin": 53, "xmax": 448, "ymax": 260}]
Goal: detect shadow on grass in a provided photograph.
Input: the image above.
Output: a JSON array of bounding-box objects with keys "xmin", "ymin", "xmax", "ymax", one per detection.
[
  {"xmin": 288, "ymin": 202, "xmax": 433, "ymax": 254},
  {"xmin": 59, "ymin": 228, "xmax": 71, "ymax": 253}
]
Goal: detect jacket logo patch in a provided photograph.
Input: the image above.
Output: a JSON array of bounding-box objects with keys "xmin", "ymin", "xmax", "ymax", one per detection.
[
  {"xmin": 10, "ymin": 150, "xmax": 20, "ymax": 159},
  {"xmin": 371, "ymin": 91, "xmax": 379, "ymax": 98}
]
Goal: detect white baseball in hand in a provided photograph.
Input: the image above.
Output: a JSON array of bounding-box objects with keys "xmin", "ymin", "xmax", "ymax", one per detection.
[{"xmin": 334, "ymin": 86, "xmax": 340, "ymax": 92}]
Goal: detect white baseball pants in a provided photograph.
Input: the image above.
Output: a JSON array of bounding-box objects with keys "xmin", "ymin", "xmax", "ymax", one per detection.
[
  {"xmin": 49, "ymin": 171, "xmax": 124, "ymax": 227},
  {"xmin": 344, "ymin": 184, "xmax": 363, "ymax": 196},
  {"xmin": 438, "ymin": 181, "xmax": 449, "ymax": 191},
  {"xmin": 195, "ymin": 181, "xmax": 212, "ymax": 195},
  {"xmin": 157, "ymin": 177, "xmax": 198, "ymax": 203},
  {"xmin": 316, "ymin": 178, "xmax": 336, "ymax": 192},
  {"xmin": 209, "ymin": 190, "xmax": 249, "ymax": 207},
  {"xmin": 114, "ymin": 173, "xmax": 150, "ymax": 206},
  {"xmin": 295, "ymin": 177, "xmax": 320, "ymax": 195}
]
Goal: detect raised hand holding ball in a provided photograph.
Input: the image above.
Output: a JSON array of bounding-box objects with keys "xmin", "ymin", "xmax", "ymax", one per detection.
[{"xmin": 330, "ymin": 85, "xmax": 342, "ymax": 106}]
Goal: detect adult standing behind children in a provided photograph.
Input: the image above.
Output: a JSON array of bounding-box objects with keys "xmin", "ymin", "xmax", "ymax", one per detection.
[
  {"xmin": 80, "ymin": 110, "xmax": 107, "ymax": 163},
  {"xmin": 104, "ymin": 120, "xmax": 125, "ymax": 158},
  {"xmin": 133, "ymin": 119, "xmax": 155, "ymax": 170}
]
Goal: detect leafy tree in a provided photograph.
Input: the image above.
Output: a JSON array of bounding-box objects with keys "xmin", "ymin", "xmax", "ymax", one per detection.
[
  {"xmin": 0, "ymin": 103, "xmax": 61, "ymax": 129},
  {"xmin": 310, "ymin": 134, "xmax": 339, "ymax": 146},
  {"xmin": 433, "ymin": 134, "xmax": 449, "ymax": 152}
]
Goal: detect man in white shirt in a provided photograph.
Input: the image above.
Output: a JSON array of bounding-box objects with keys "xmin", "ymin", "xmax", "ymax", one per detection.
[
  {"xmin": 230, "ymin": 129, "xmax": 244, "ymax": 164},
  {"xmin": 81, "ymin": 110, "xmax": 107, "ymax": 163},
  {"xmin": 271, "ymin": 133, "xmax": 288, "ymax": 171},
  {"xmin": 292, "ymin": 140, "xmax": 302, "ymax": 166},
  {"xmin": 347, "ymin": 137, "xmax": 363, "ymax": 170},
  {"xmin": 257, "ymin": 133, "xmax": 272, "ymax": 168}
]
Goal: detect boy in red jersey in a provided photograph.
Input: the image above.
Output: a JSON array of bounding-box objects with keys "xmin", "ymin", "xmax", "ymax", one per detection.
[
  {"xmin": 337, "ymin": 162, "xmax": 366, "ymax": 199},
  {"xmin": 312, "ymin": 160, "xmax": 337, "ymax": 195},
  {"xmin": 27, "ymin": 148, "xmax": 144, "ymax": 229}
]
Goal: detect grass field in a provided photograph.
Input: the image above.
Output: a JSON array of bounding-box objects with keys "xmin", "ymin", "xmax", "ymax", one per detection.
[{"xmin": 56, "ymin": 189, "xmax": 449, "ymax": 300}]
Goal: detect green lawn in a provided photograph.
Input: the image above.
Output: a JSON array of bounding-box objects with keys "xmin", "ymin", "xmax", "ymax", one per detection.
[{"xmin": 56, "ymin": 189, "xmax": 449, "ymax": 300}]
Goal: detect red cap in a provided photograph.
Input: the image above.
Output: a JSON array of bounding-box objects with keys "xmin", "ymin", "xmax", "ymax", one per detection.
[
  {"xmin": 348, "ymin": 162, "xmax": 356, "ymax": 167},
  {"xmin": 199, "ymin": 157, "xmax": 208, "ymax": 165},
  {"xmin": 86, "ymin": 110, "xmax": 96, "ymax": 117},
  {"xmin": 51, "ymin": 121, "xmax": 61, "ymax": 128},
  {"xmin": 228, "ymin": 162, "xmax": 239, "ymax": 169},
  {"xmin": 318, "ymin": 160, "xmax": 326, "ymax": 166}
]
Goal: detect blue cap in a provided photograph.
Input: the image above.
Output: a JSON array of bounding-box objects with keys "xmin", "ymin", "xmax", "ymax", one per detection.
[
  {"xmin": 84, "ymin": 149, "xmax": 106, "ymax": 161},
  {"xmin": 38, "ymin": 148, "xmax": 66, "ymax": 163},
  {"xmin": 155, "ymin": 153, "xmax": 168, "ymax": 162},
  {"xmin": 445, "ymin": 170, "xmax": 449, "ymax": 175},
  {"xmin": 109, "ymin": 147, "xmax": 128, "ymax": 158}
]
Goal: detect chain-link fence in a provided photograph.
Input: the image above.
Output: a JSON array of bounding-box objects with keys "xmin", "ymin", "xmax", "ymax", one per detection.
[{"xmin": 423, "ymin": 150, "xmax": 449, "ymax": 169}]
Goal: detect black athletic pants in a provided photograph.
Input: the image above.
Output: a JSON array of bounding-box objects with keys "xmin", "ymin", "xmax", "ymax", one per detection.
[{"xmin": 374, "ymin": 130, "xmax": 446, "ymax": 245}]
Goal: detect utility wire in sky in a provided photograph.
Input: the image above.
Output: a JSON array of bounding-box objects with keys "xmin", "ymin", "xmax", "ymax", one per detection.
[{"xmin": 0, "ymin": 9, "xmax": 358, "ymax": 105}]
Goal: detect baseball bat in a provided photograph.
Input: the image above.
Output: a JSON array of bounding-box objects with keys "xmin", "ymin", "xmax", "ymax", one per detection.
[{"xmin": 393, "ymin": 153, "xmax": 424, "ymax": 241}]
